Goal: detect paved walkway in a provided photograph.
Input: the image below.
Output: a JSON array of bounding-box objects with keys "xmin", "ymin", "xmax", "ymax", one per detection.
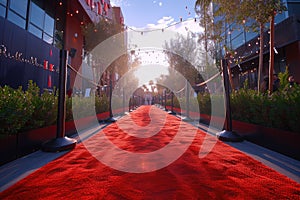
[{"xmin": 0, "ymin": 110, "xmax": 299, "ymax": 192}]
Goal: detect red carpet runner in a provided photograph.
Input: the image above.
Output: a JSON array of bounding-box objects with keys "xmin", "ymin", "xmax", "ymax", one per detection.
[{"xmin": 1, "ymin": 106, "xmax": 299, "ymax": 199}]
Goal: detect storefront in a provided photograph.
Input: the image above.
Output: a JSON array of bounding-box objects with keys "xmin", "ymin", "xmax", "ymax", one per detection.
[{"xmin": 0, "ymin": 0, "xmax": 120, "ymax": 92}]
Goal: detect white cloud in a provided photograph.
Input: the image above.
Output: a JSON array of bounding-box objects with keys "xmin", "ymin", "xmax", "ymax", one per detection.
[
  {"xmin": 168, "ymin": 18, "xmax": 203, "ymax": 36},
  {"xmin": 110, "ymin": 0, "xmax": 130, "ymax": 7},
  {"xmin": 131, "ymin": 16, "xmax": 202, "ymax": 37},
  {"xmin": 157, "ymin": 16, "xmax": 174, "ymax": 25},
  {"xmin": 159, "ymin": 2, "xmax": 163, "ymax": 6}
]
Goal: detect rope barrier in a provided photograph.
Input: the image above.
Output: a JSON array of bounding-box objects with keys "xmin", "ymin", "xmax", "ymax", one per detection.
[
  {"xmin": 67, "ymin": 63, "xmax": 220, "ymax": 92},
  {"xmin": 67, "ymin": 64, "xmax": 99, "ymax": 87},
  {"xmin": 196, "ymin": 72, "xmax": 221, "ymax": 86},
  {"xmin": 174, "ymin": 86, "xmax": 186, "ymax": 94}
]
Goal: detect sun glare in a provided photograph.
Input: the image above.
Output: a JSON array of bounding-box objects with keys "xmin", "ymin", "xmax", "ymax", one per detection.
[{"xmin": 132, "ymin": 50, "xmax": 169, "ymax": 89}]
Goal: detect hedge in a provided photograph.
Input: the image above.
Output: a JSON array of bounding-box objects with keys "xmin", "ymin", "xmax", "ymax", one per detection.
[{"xmin": 0, "ymin": 81, "xmax": 109, "ymax": 135}]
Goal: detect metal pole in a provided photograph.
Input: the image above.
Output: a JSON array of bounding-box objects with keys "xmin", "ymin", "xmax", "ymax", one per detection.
[
  {"xmin": 42, "ymin": 50, "xmax": 77, "ymax": 152},
  {"xmin": 106, "ymin": 73, "xmax": 116, "ymax": 122},
  {"xmin": 164, "ymin": 90, "xmax": 167, "ymax": 111},
  {"xmin": 186, "ymin": 80, "xmax": 190, "ymax": 118},
  {"xmin": 122, "ymin": 87, "xmax": 125, "ymax": 114},
  {"xmin": 223, "ymin": 59, "xmax": 232, "ymax": 131},
  {"xmin": 170, "ymin": 92, "xmax": 176, "ymax": 115},
  {"xmin": 216, "ymin": 59, "xmax": 243, "ymax": 142},
  {"xmin": 56, "ymin": 50, "xmax": 67, "ymax": 138}
]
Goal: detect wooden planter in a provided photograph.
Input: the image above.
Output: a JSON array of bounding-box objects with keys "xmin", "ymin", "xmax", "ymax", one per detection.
[
  {"xmin": 199, "ymin": 114, "xmax": 300, "ymax": 161},
  {"xmin": 232, "ymin": 120, "xmax": 300, "ymax": 161},
  {"xmin": 0, "ymin": 112, "xmax": 113, "ymax": 166},
  {"xmin": 169, "ymin": 108, "xmax": 300, "ymax": 161},
  {"xmin": 0, "ymin": 135, "xmax": 17, "ymax": 165}
]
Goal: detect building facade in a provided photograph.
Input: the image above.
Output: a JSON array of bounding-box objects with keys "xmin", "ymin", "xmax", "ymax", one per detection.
[
  {"xmin": 0, "ymin": 0, "xmax": 124, "ymax": 93},
  {"xmin": 216, "ymin": 0, "xmax": 300, "ymax": 89}
]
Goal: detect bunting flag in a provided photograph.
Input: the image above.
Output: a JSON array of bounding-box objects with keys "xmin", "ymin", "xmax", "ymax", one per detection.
[
  {"xmin": 43, "ymin": 60, "xmax": 48, "ymax": 70},
  {"xmin": 49, "ymin": 64, "xmax": 54, "ymax": 72},
  {"xmin": 90, "ymin": 0, "xmax": 94, "ymax": 7},
  {"xmin": 97, "ymin": 2, "xmax": 102, "ymax": 15},
  {"xmin": 104, "ymin": 2, "xmax": 108, "ymax": 13},
  {"xmin": 48, "ymin": 75, "xmax": 52, "ymax": 88}
]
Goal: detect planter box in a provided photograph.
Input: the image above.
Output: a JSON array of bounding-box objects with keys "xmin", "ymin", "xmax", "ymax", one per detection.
[
  {"xmin": 199, "ymin": 114, "xmax": 300, "ymax": 161},
  {"xmin": 168, "ymin": 107, "xmax": 300, "ymax": 161},
  {"xmin": 0, "ymin": 110, "xmax": 127, "ymax": 166},
  {"xmin": 0, "ymin": 114, "xmax": 106, "ymax": 166},
  {"xmin": 233, "ymin": 120, "xmax": 300, "ymax": 161},
  {"xmin": 17, "ymin": 126, "xmax": 57, "ymax": 157},
  {"xmin": 0, "ymin": 135, "xmax": 17, "ymax": 165}
]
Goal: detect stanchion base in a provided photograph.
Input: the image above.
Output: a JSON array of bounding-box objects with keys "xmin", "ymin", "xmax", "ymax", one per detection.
[
  {"xmin": 167, "ymin": 111, "xmax": 176, "ymax": 115},
  {"xmin": 182, "ymin": 116, "xmax": 193, "ymax": 122},
  {"xmin": 42, "ymin": 137, "xmax": 77, "ymax": 152},
  {"xmin": 105, "ymin": 117, "xmax": 117, "ymax": 123},
  {"xmin": 216, "ymin": 130, "xmax": 244, "ymax": 142}
]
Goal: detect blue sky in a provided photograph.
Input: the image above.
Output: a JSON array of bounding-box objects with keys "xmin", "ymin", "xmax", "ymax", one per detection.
[
  {"xmin": 110, "ymin": 0, "xmax": 203, "ymax": 87},
  {"xmin": 111, "ymin": 0, "xmax": 198, "ymax": 29}
]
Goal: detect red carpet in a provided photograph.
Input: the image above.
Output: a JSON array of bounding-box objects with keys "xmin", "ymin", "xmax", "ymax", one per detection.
[{"xmin": 1, "ymin": 106, "xmax": 299, "ymax": 199}]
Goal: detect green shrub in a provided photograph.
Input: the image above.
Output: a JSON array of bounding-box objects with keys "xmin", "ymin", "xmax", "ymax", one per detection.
[
  {"xmin": 0, "ymin": 85, "xmax": 34, "ymax": 135},
  {"xmin": 95, "ymin": 94, "xmax": 109, "ymax": 114},
  {"xmin": 230, "ymin": 85, "xmax": 300, "ymax": 132},
  {"xmin": 0, "ymin": 81, "xmax": 111, "ymax": 135},
  {"xmin": 23, "ymin": 81, "xmax": 57, "ymax": 131}
]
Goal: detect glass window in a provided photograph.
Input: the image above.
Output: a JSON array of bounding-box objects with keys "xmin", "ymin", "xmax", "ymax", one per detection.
[
  {"xmin": 44, "ymin": 14, "xmax": 54, "ymax": 36},
  {"xmin": 30, "ymin": 2, "xmax": 44, "ymax": 28},
  {"xmin": 232, "ymin": 34, "xmax": 245, "ymax": 49},
  {"xmin": 28, "ymin": 24, "xmax": 42, "ymax": 38},
  {"xmin": 10, "ymin": 0, "xmax": 27, "ymax": 17},
  {"xmin": 43, "ymin": 33, "xmax": 53, "ymax": 44},
  {"xmin": 7, "ymin": 11, "xmax": 26, "ymax": 29},
  {"xmin": 0, "ymin": 0, "xmax": 7, "ymax": 6},
  {"xmin": 0, "ymin": 5, "xmax": 6, "ymax": 17},
  {"xmin": 245, "ymin": 32, "xmax": 258, "ymax": 42}
]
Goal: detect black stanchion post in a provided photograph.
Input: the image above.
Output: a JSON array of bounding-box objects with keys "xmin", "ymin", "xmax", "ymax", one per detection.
[
  {"xmin": 133, "ymin": 95, "xmax": 135, "ymax": 109},
  {"xmin": 170, "ymin": 92, "xmax": 176, "ymax": 115},
  {"xmin": 216, "ymin": 59, "xmax": 243, "ymax": 142},
  {"xmin": 160, "ymin": 94, "xmax": 163, "ymax": 109},
  {"xmin": 183, "ymin": 80, "xmax": 192, "ymax": 121},
  {"xmin": 106, "ymin": 73, "xmax": 116, "ymax": 122},
  {"xmin": 42, "ymin": 50, "xmax": 77, "ymax": 152},
  {"xmin": 122, "ymin": 88, "xmax": 125, "ymax": 114},
  {"xmin": 164, "ymin": 90, "xmax": 167, "ymax": 111},
  {"xmin": 186, "ymin": 81, "xmax": 190, "ymax": 118}
]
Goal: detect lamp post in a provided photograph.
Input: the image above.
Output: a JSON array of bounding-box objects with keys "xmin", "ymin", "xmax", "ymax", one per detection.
[
  {"xmin": 42, "ymin": 50, "xmax": 77, "ymax": 152},
  {"xmin": 216, "ymin": 59, "xmax": 243, "ymax": 142}
]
